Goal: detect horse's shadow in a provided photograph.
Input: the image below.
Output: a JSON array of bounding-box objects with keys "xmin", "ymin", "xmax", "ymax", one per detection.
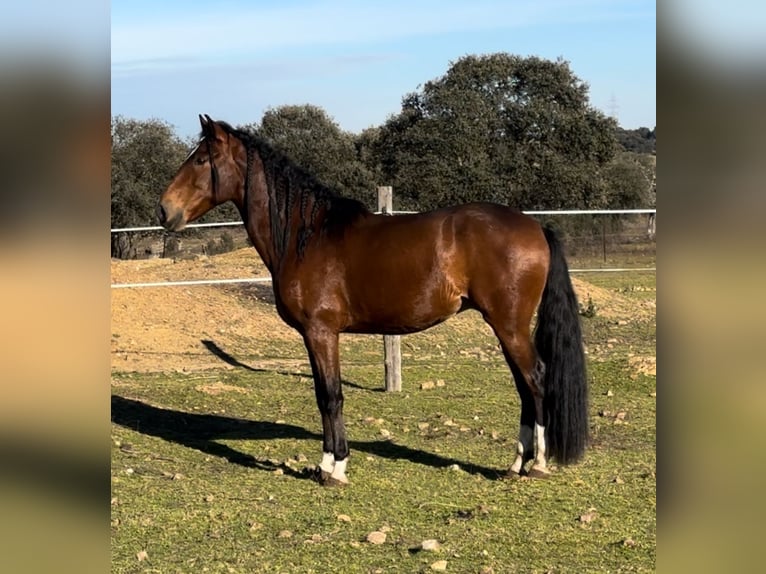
[
  {"xmin": 110, "ymin": 394, "xmax": 503, "ymax": 481},
  {"xmin": 201, "ymin": 339, "xmax": 311, "ymax": 378},
  {"xmin": 201, "ymin": 338, "xmax": 382, "ymax": 392}
]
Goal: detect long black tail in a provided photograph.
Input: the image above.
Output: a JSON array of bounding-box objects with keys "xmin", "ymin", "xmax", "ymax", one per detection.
[{"xmin": 534, "ymin": 226, "xmax": 589, "ymax": 464}]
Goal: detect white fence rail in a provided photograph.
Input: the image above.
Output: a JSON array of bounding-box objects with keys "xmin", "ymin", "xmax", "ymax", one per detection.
[{"xmin": 110, "ymin": 209, "xmax": 656, "ymax": 234}]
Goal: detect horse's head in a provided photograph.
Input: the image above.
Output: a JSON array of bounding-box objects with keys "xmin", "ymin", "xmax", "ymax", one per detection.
[{"xmin": 157, "ymin": 114, "xmax": 245, "ymax": 231}]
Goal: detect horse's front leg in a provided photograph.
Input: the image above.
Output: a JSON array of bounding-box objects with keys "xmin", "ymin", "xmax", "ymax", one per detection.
[{"xmin": 304, "ymin": 328, "xmax": 349, "ymax": 486}]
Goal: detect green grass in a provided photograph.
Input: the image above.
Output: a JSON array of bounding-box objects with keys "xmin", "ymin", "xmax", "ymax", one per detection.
[{"xmin": 111, "ymin": 273, "xmax": 655, "ymax": 573}]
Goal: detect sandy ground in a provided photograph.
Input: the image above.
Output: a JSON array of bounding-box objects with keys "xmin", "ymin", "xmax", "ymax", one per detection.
[{"xmin": 111, "ymin": 248, "xmax": 655, "ymax": 375}]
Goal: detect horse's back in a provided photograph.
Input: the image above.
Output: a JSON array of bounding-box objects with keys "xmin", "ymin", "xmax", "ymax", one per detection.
[
  {"xmin": 448, "ymin": 202, "xmax": 549, "ymax": 264},
  {"xmin": 353, "ymin": 202, "xmax": 542, "ymax": 245}
]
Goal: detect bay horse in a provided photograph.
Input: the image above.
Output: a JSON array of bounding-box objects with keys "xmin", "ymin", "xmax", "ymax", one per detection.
[{"xmin": 157, "ymin": 115, "xmax": 588, "ymax": 485}]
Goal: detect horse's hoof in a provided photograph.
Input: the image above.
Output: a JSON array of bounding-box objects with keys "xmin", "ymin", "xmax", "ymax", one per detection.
[
  {"xmin": 504, "ymin": 469, "xmax": 523, "ymax": 479},
  {"xmin": 307, "ymin": 467, "xmax": 332, "ymax": 483},
  {"xmin": 527, "ymin": 467, "xmax": 552, "ymax": 479},
  {"xmin": 321, "ymin": 476, "xmax": 349, "ymax": 488}
]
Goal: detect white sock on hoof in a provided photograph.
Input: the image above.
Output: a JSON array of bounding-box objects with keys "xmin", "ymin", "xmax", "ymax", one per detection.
[
  {"xmin": 330, "ymin": 458, "xmax": 349, "ymax": 483},
  {"xmin": 320, "ymin": 452, "xmax": 334, "ymax": 474},
  {"xmin": 534, "ymin": 423, "xmax": 547, "ymax": 469},
  {"xmin": 510, "ymin": 425, "xmax": 533, "ymax": 473}
]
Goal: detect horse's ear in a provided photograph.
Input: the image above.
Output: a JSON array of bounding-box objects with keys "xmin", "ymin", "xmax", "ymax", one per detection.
[
  {"xmin": 199, "ymin": 114, "xmax": 214, "ymax": 141},
  {"xmin": 198, "ymin": 114, "xmax": 224, "ymax": 143},
  {"xmin": 204, "ymin": 116, "xmax": 227, "ymax": 144}
]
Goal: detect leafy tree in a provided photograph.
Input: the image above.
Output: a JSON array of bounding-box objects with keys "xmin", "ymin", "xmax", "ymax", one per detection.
[
  {"xmin": 110, "ymin": 117, "xmax": 188, "ymax": 258},
  {"xmin": 355, "ymin": 126, "xmax": 384, "ymax": 187},
  {"xmin": 242, "ymin": 105, "xmax": 377, "ymax": 207},
  {"xmin": 372, "ymin": 54, "xmax": 617, "ymax": 211},
  {"xmin": 603, "ymin": 151, "xmax": 656, "ymax": 209}
]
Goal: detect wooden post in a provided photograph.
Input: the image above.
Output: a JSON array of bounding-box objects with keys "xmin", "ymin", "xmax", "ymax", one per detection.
[
  {"xmin": 377, "ymin": 186, "xmax": 402, "ymax": 392},
  {"xmin": 377, "ymin": 185, "xmax": 393, "ymax": 215},
  {"xmin": 383, "ymin": 335, "xmax": 402, "ymax": 393}
]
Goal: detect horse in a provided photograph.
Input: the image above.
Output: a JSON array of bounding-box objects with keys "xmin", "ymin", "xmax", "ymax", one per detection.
[{"xmin": 157, "ymin": 114, "xmax": 588, "ymax": 486}]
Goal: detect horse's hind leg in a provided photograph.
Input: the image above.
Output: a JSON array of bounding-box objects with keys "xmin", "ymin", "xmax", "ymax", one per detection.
[
  {"xmin": 506, "ymin": 357, "xmax": 539, "ymax": 475},
  {"xmin": 488, "ymin": 322, "xmax": 549, "ymax": 477}
]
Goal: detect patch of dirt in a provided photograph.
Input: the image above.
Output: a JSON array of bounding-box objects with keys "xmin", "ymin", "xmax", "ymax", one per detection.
[
  {"xmin": 111, "ymin": 248, "xmax": 655, "ymax": 374},
  {"xmin": 195, "ymin": 381, "xmax": 250, "ymax": 395},
  {"xmin": 570, "ymin": 278, "xmax": 654, "ymax": 321},
  {"xmin": 627, "ymin": 355, "xmax": 657, "ymax": 378},
  {"xmin": 111, "ymin": 249, "xmax": 302, "ymax": 373}
]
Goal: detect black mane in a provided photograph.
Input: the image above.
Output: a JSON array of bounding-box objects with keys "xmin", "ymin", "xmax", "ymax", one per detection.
[{"xmin": 209, "ymin": 121, "xmax": 370, "ymax": 261}]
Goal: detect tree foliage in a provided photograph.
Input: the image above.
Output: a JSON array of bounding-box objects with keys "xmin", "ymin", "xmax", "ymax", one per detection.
[
  {"xmin": 371, "ymin": 54, "xmax": 618, "ymax": 211},
  {"xmin": 243, "ymin": 105, "xmax": 377, "ymax": 207},
  {"xmin": 602, "ymin": 151, "xmax": 656, "ymax": 209}
]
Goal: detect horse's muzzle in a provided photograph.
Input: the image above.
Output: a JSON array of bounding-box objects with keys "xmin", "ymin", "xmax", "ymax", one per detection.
[{"xmin": 156, "ymin": 202, "xmax": 185, "ymax": 231}]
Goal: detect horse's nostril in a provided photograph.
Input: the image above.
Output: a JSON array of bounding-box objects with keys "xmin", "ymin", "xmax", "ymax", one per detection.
[{"xmin": 156, "ymin": 203, "xmax": 167, "ymax": 224}]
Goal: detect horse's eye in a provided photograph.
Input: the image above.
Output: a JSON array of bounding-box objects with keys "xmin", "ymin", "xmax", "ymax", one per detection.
[{"xmin": 194, "ymin": 156, "xmax": 207, "ymax": 165}]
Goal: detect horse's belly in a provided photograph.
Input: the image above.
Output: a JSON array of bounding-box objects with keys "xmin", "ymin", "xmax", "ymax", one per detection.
[{"xmin": 344, "ymin": 291, "xmax": 463, "ymax": 335}]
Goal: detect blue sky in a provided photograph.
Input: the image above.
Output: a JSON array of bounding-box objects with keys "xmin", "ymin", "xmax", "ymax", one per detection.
[{"xmin": 111, "ymin": 0, "xmax": 656, "ymax": 138}]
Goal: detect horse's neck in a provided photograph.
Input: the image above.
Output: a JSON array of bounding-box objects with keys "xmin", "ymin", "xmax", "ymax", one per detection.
[
  {"xmin": 239, "ymin": 149, "xmax": 279, "ymax": 274},
  {"xmin": 241, "ymin": 144, "xmax": 331, "ymax": 273}
]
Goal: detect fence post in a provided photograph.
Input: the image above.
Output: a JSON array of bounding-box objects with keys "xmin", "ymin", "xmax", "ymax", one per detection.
[{"xmin": 377, "ymin": 186, "xmax": 402, "ymax": 392}]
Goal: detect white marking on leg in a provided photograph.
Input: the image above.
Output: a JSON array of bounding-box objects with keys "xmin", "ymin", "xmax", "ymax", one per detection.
[
  {"xmin": 510, "ymin": 425, "xmax": 533, "ymax": 473},
  {"xmin": 319, "ymin": 452, "xmax": 335, "ymax": 474},
  {"xmin": 330, "ymin": 457, "xmax": 349, "ymax": 484},
  {"xmin": 534, "ymin": 423, "xmax": 548, "ymax": 469}
]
